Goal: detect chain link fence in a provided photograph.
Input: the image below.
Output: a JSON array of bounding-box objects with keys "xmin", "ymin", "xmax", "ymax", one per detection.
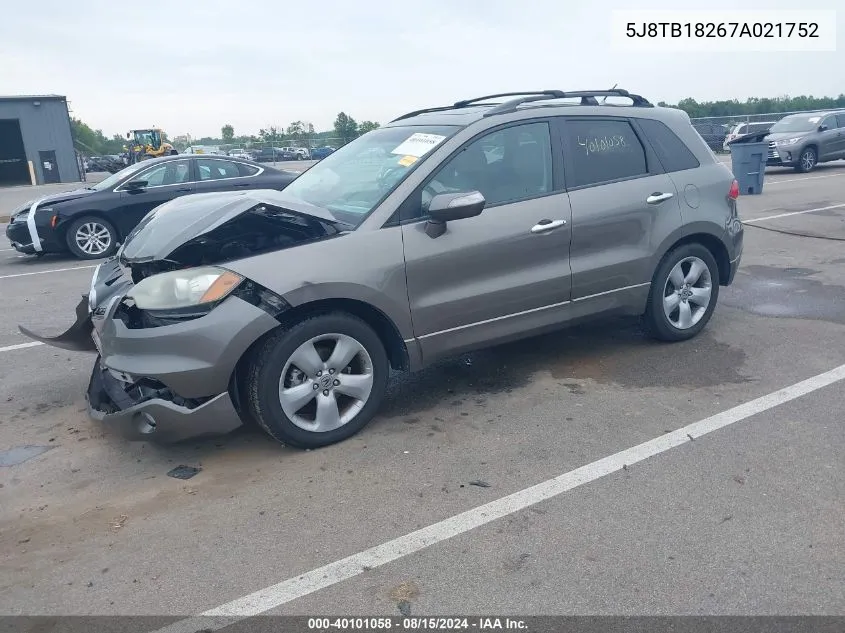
[{"xmin": 690, "ymin": 109, "xmax": 834, "ymax": 153}]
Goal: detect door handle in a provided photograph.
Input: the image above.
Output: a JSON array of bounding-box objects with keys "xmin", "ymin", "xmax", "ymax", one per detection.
[
  {"xmin": 646, "ymin": 192, "xmax": 674, "ymax": 204},
  {"xmin": 530, "ymin": 219, "xmax": 567, "ymax": 234},
  {"xmin": 175, "ymin": 188, "xmax": 192, "ymax": 193},
  {"xmin": 232, "ymin": 183, "xmax": 250, "ymax": 188}
]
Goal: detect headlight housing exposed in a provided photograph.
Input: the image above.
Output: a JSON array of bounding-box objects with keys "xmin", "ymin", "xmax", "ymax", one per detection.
[
  {"xmin": 776, "ymin": 137, "xmax": 803, "ymax": 146},
  {"xmin": 126, "ymin": 266, "xmax": 243, "ymax": 311}
]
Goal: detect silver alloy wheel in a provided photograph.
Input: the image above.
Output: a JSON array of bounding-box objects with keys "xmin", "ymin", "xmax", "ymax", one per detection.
[
  {"xmin": 800, "ymin": 149, "xmax": 816, "ymax": 172},
  {"xmin": 278, "ymin": 333, "xmax": 375, "ymax": 432},
  {"xmin": 662, "ymin": 256, "xmax": 713, "ymax": 330},
  {"xmin": 74, "ymin": 221, "xmax": 112, "ymax": 256}
]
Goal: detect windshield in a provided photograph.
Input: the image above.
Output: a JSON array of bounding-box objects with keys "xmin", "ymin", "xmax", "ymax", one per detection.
[
  {"xmin": 89, "ymin": 161, "xmax": 147, "ymax": 191},
  {"xmin": 274, "ymin": 125, "xmax": 460, "ymax": 225},
  {"xmin": 770, "ymin": 115, "xmax": 825, "ymax": 133}
]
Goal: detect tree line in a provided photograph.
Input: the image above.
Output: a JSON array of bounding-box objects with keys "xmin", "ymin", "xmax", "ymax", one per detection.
[
  {"xmin": 71, "ymin": 95, "xmax": 845, "ymax": 155},
  {"xmin": 70, "ymin": 112, "xmax": 381, "ymax": 156},
  {"xmin": 659, "ymin": 94, "xmax": 845, "ymax": 118},
  {"xmin": 175, "ymin": 113, "xmax": 380, "ymax": 152}
]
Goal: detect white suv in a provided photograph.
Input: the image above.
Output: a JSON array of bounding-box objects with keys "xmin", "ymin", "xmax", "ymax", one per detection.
[
  {"xmin": 281, "ymin": 146, "xmax": 310, "ymax": 160},
  {"xmin": 723, "ymin": 121, "xmax": 775, "ymax": 150}
]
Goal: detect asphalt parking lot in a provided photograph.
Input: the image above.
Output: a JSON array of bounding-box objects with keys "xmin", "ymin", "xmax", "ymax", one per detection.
[{"xmin": 1, "ymin": 157, "xmax": 843, "ymax": 620}]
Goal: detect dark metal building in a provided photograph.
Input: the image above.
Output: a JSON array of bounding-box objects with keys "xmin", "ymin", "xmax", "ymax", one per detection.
[{"xmin": 0, "ymin": 95, "xmax": 81, "ymax": 187}]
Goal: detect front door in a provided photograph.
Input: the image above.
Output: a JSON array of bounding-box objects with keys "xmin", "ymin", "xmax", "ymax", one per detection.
[
  {"xmin": 194, "ymin": 157, "xmax": 259, "ymax": 193},
  {"xmin": 831, "ymin": 114, "xmax": 845, "ymax": 158},
  {"xmin": 116, "ymin": 158, "xmax": 195, "ymax": 232},
  {"xmin": 39, "ymin": 150, "xmax": 60, "ymax": 184},
  {"xmin": 401, "ymin": 120, "xmax": 572, "ymax": 364},
  {"xmin": 560, "ymin": 117, "xmax": 683, "ymax": 301},
  {"xmin": 816, "ymin": 114, "xmax": 842, "ymax": 160}
]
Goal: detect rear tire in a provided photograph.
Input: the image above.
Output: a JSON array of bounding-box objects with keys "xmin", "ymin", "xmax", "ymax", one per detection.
[
  {"xmin": 65, "ymin": 215, "xmax": 118, "ymax": 260},
  {"xmin": 643, "ymin": 243, "xmax": 720, "ymax": 342},
  {"xmin": 246, "ymin": 313, "xmax": 389, "ymax": 449}
]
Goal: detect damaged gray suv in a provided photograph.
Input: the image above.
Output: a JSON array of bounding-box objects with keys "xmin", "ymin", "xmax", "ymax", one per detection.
[{"xmin": 23, "ymin": 89, "xmax": 744, "ymax": 449}]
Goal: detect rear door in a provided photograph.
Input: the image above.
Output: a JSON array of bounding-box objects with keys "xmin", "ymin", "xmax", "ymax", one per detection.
[
  {"xmin": 194, "ymin": 157, "xmax": 260, "ymax": 193},
  {"xmin": 116, "ymin": 158, "xmax": 195, "ymax": 231},
  {"xmin": 401, "ymin": 119, "xmax": 573, "ymax": 362},
  {"xmin": 560, "ymin": 116, "xmax": 683, "ymax": 302}
]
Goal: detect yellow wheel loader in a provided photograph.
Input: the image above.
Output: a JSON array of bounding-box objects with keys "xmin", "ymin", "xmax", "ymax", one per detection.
[{"xmin": 125, "ymin": 128, "xmax": 178, "ymax": 164}]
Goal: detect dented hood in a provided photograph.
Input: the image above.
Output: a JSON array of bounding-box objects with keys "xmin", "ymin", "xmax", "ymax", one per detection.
[{"xmin": 118, "ymin": 189, "xmax": 351, "ymax": 264}]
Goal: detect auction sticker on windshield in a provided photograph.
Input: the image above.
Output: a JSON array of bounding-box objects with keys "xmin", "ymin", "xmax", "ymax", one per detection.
[{"xmin": 391, "ymin": 133, "xmax": 446, "ymax": 157}]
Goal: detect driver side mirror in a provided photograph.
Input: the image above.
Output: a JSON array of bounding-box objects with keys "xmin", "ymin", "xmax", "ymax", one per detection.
[
  {"xmin": 818, "ymin": 124, "xmax": 829, "ymax": 132},
  {"xmin": 424, "ymin": 191, "xmax": 486, "ymax": 238},
  {"xmin": 124, "ymin": 179, "xmax": 148, "ymax": 192}
]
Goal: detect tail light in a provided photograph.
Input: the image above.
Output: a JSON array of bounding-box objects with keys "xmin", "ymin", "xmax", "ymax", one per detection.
[{"xmin": 728, "ymin": 179, "xmax": 739, "ymax": 200}]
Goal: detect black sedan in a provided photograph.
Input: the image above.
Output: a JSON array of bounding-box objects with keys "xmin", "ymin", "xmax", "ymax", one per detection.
[{"xmin": 5, "ymin": 155, "xmax": 299, "ymax": 260}]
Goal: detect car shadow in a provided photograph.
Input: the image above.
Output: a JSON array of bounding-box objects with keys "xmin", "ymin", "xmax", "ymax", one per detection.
[{"xmin": 136, "ymin": 312, "xmax": 752, "ymax": 467}]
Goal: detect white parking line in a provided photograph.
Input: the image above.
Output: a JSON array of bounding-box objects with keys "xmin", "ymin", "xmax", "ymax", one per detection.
[
  {"xmin": 0, "ymin": 341, "xmax": 43, "ymax": 353},
  {"xmin": 744, "ymin": 202, "xmax": 845, "ymax": 224},
  {"xmin": 766, "ymin": 173, "xmax": 845, "ymax": 186},
  {"xmin": 152, "ymin": 362, "xmax": 845, "ymax": 632},
  {"xmin": 0, "ymin": 265, "xmax": 97, "ymax": 280}
]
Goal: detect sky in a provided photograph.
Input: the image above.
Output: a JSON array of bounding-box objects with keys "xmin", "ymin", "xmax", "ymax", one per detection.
[{"xmin": 1, "ymin": 0, "xmax": 842, "ymax": 139}]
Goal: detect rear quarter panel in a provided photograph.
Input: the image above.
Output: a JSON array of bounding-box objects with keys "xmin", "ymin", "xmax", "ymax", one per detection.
[{"xmin": 638, "ymin": 111, "xmax": 742, "ymax": 271}]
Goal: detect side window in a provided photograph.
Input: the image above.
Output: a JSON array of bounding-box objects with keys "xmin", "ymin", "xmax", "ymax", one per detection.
[
  {"xmin": 424, "ymin": 122, "xmax": 553, "ymax": 210},
  {"xmin": 564, "ymin": 119, "xmax": 648, "ymax": 188},
  {"xmin": 135, "ymin": 159, "xmax": 191, "ymax": 187},
  {"xmin": 197, "ymin": 158, "xmax": 243, "ymax": 181},
  {"xmin": 237, "ymin": 162, "xmax": 260, "ymax": 177},
  {"xmin": 820, "ymin": 115, "xmax": 837, "ymax": 130},
  {"xmin": 836, "ymin": 114, "xmax": 845, "ymax": 129},
  {"xmin": 638, "ymin": 119, "xmax": 700, "ymax": 172}
]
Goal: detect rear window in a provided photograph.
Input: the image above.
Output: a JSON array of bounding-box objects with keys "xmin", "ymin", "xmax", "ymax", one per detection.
[
  {"xmin": 564, "ymin": 119, "xmax": 648, "ymax": 188},
  {"xmin": 638, "ymin": 119, "xmax": 700, "ymax": 172}
]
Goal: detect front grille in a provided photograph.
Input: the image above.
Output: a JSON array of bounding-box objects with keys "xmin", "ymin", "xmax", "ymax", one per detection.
[{"xmin": 768, "ymin": 141, "xmax": 778, "ymax": 160}]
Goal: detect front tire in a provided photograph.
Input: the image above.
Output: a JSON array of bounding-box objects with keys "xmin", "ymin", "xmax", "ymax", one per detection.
[
  {"xmin": 643, "ymin": 243, "xmax": 720, "ymax": 342},
  {"xmin": 796, "ymin": 147, "xmax": 817, "ymax": 173},
  {"xmin": 65, "ymin": 215, "xmax": 118, "ymax": 260},
  {"xmin": 246, "ymin": 313, "xmax": 389, "ymax": 449}
]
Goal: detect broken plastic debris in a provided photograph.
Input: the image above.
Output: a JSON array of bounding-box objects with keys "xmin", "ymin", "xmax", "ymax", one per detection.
[
  {"xmin": 469, "ymin": 480, "xmax": 491, "ymax": 488},
  {"xmin": 110, "ymin": 515, "xmax": 128, "ymax": 531},
  {"xmin": 167, "ymin": 465, "xmax": 201, "ymax": 480}
]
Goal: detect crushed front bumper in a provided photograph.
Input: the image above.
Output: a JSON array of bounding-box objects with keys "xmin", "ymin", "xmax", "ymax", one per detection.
[
  {"xmin": 19, "ymin": 257, "xmax": 281, "ymax": 444},
  {"xmin": 86, "ymin": 359, "xmax": 242, "ymax": 443}
]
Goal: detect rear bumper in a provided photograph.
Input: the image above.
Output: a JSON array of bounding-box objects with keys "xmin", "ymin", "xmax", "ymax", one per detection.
[
  {"xmin": 727, "ymin": 249, "xmax": 742, "ymax": 285},
  {"xmin": 86, "ymin": 360, "xmax": 242, "ymax": 443}
]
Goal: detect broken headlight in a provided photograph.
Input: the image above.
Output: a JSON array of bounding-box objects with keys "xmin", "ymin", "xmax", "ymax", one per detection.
[{"xmin": 125, "ymin": 266, "xmax": 243, "ymax": 311}]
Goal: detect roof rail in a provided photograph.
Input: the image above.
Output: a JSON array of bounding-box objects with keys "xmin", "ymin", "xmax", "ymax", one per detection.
[
  {"xmin": 482, "ymin": 89, "xmax": 652, "ymax": 117},
  {"xmin": 452, "ymin": 91, "xmax": 566, "ymax": 107},
  {"xmin": 390, "ymin": 91, "xmax": 567, "ymax": 122},
  {"xmin": 390, "ymin": 89, "xmax": 652, "ymax": 123}
]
